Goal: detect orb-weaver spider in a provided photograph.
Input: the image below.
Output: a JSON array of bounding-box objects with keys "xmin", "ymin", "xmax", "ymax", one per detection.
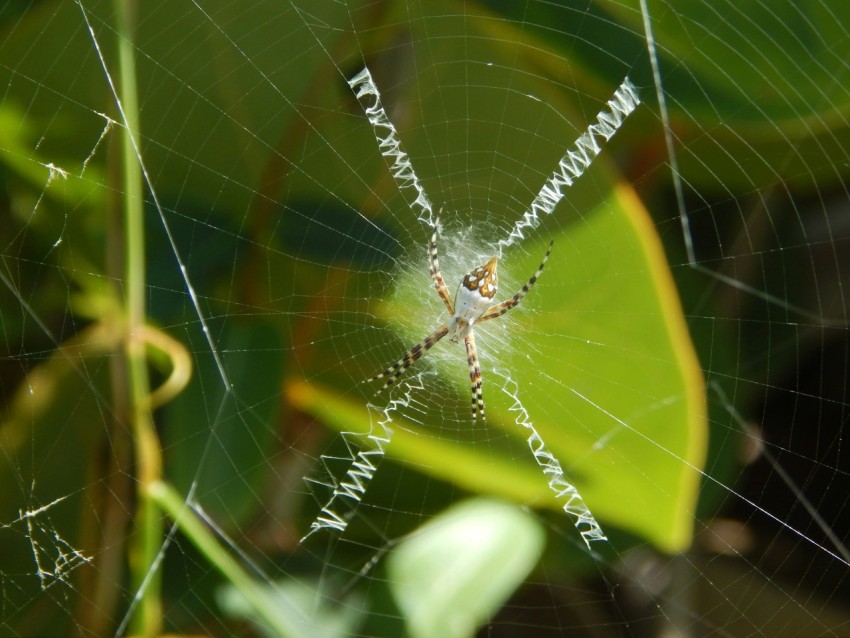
[{"xmin": 367, "ymin": 212, "xmax": 552, "ymax": 421}]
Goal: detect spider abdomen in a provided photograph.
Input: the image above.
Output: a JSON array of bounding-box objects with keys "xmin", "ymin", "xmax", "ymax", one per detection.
[{"xmin": 454, "ymin": 257, "xmax": 498, "ymax": 319}]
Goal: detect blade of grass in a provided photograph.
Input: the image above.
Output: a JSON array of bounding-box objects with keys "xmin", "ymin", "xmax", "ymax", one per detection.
[{"xmin": 148, "ymin": 481, "xmax": 305, "ymax": 638}]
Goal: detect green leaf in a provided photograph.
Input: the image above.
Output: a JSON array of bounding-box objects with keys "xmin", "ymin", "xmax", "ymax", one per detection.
[
  {"xmin": 293, "ymin": 177, "xmax": 706, "ymax": 553},
  {"xmin": 502, "ymin": 183, "xmax": 707, "ymax": 552},
  {"xmin": 387, "ymin": 498, "xmax": 545, "ymax": 638},
  {"xmin": 599, "ymin": 0, "xmax": 850, "ymax": 191},
  {"xmin": 217, "ymin": 578, "xmax": 365, "ymax": 638}
]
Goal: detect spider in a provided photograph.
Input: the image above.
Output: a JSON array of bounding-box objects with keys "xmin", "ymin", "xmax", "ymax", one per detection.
[{"xmin": 366, "ymin": 212, "xmax": 553, "ymax": 421}]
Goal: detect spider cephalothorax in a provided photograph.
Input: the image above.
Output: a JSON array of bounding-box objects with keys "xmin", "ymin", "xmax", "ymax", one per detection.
[{"xmin": 367, "ymin": 212, "xmax": 552, "ymax": 421}]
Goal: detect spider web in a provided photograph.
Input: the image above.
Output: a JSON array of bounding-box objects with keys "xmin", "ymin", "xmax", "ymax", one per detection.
[{"xmin": 1, "ymin": 1, "xmax": 849, "ymax": 637}]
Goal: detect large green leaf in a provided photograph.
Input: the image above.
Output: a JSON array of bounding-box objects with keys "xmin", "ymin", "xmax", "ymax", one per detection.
[
  {"xmin": 290, "ymin": 178, "xmax": 706, "ymax": 552},
  {"xmin": 597, "ymin": 0, "xmax": 850, "ymax": 191}
]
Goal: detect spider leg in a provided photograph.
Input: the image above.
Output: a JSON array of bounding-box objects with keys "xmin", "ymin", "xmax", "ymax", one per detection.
[
  {"xmin": 430, "ymin": 209, "xmax": 455, "ymax": 315},
  {"xmin": 479, "ymin": 240, "xmax": 553, "ymax": 322},
  {"xmin": 366, "ymin": 324, "xmax": 449, "ymax": 393},
  {"xmin": 464, "ymin": 330, "xmax": 486, "ymax": 421}
]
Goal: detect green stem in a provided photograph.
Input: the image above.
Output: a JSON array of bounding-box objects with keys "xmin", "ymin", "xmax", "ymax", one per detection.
[{"xmin": 114, "ymin": 1, "xmax": 163, "ymax": 635}]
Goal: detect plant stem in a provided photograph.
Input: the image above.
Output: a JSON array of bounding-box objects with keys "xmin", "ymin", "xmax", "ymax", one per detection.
[{"xmin": 114, "ymin": 1, "xmax": 163, "ymax": 635}]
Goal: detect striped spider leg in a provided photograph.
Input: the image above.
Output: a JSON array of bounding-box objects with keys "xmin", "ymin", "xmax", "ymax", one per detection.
[{"xmin": 367, "ymin": 212, "xmax": 553, "ymax": 420}]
